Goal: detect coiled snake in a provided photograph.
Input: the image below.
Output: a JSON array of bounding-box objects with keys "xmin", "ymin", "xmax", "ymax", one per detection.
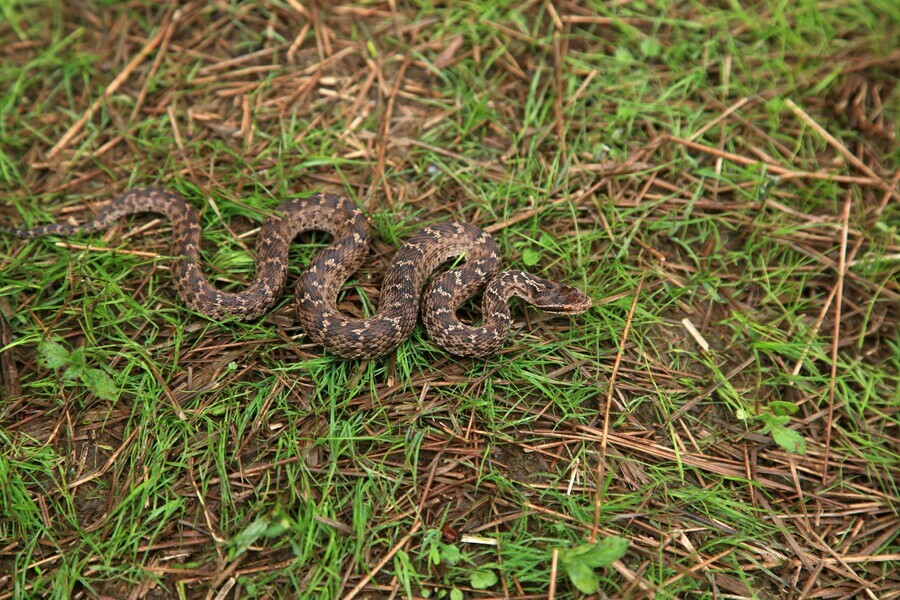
[{"xmin": 0, "ymin": 187, "xmax": 592, "ymax": 358}]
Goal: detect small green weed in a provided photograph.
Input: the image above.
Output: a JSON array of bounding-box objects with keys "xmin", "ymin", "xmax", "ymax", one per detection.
[
  {"xmin": 417, "ymin": 528, "xmax": 501, "ymax": 597},
  {"xmin": 738, "ymin": 401, "xmax": 807, "ymax": 455},
  {"xmin": 37, "ymin": 338, "xmax": 119, "ymax": 401},
  {"xmin": 557, "ymin": 537, "xmax": 629, "ymax": 595},
  {"xmin": 227, "ymin": 506, "xmax": 294, "ymax": 560}
]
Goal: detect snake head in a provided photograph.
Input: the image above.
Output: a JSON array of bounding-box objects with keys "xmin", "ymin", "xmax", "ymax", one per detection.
[{"xmin": 534, "ymin": 281, "xmax": 593, "ymax": 315}]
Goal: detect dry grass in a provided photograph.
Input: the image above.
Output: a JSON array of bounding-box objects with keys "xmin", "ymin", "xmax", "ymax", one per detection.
[{"xmin": 0, "ymin": 1, "xmax": 897, "ymax": 599}]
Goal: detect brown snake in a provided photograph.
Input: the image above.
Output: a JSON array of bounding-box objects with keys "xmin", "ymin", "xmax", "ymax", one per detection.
[{"xmin": 0, "ymin": 187, "xmax": 592, "ymax": 358}]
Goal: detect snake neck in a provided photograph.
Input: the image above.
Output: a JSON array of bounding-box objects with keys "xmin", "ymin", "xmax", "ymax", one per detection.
[{"xmin": 423, "ymin": 270, "xmax": 591, "ymax": 358}]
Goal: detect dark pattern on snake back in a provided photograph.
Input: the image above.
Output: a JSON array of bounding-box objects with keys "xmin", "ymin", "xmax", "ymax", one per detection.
[{"xmin": 0, "ymin": 187, "xmax": 592, "ymax": 358}]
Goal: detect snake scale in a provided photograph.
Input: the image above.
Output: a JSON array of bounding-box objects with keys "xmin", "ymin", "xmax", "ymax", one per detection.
[{"xmin": 0, "ymin": 187, "xmax": 592, "ymax": 358}]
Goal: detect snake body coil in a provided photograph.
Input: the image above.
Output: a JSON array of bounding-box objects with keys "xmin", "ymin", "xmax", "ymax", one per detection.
[{"xmin": 0, "ymin": 187, "xmax": 592, "ymax": 358}]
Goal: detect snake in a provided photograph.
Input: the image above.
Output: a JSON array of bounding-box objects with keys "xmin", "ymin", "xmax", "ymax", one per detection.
[{"xmin": 0, "ymin": 187, "xmax": 592, "ymax": 358}]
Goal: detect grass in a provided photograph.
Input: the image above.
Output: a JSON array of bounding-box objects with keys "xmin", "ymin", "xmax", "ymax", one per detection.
[{"xmin": 0, "ymin": 0, "xmax": 898, "ymax": 598}]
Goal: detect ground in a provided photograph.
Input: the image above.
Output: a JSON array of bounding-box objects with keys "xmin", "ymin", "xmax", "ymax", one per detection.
[{"xmin": 0, "ymin": 1, "xmax": 897, "ymax": 599}]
